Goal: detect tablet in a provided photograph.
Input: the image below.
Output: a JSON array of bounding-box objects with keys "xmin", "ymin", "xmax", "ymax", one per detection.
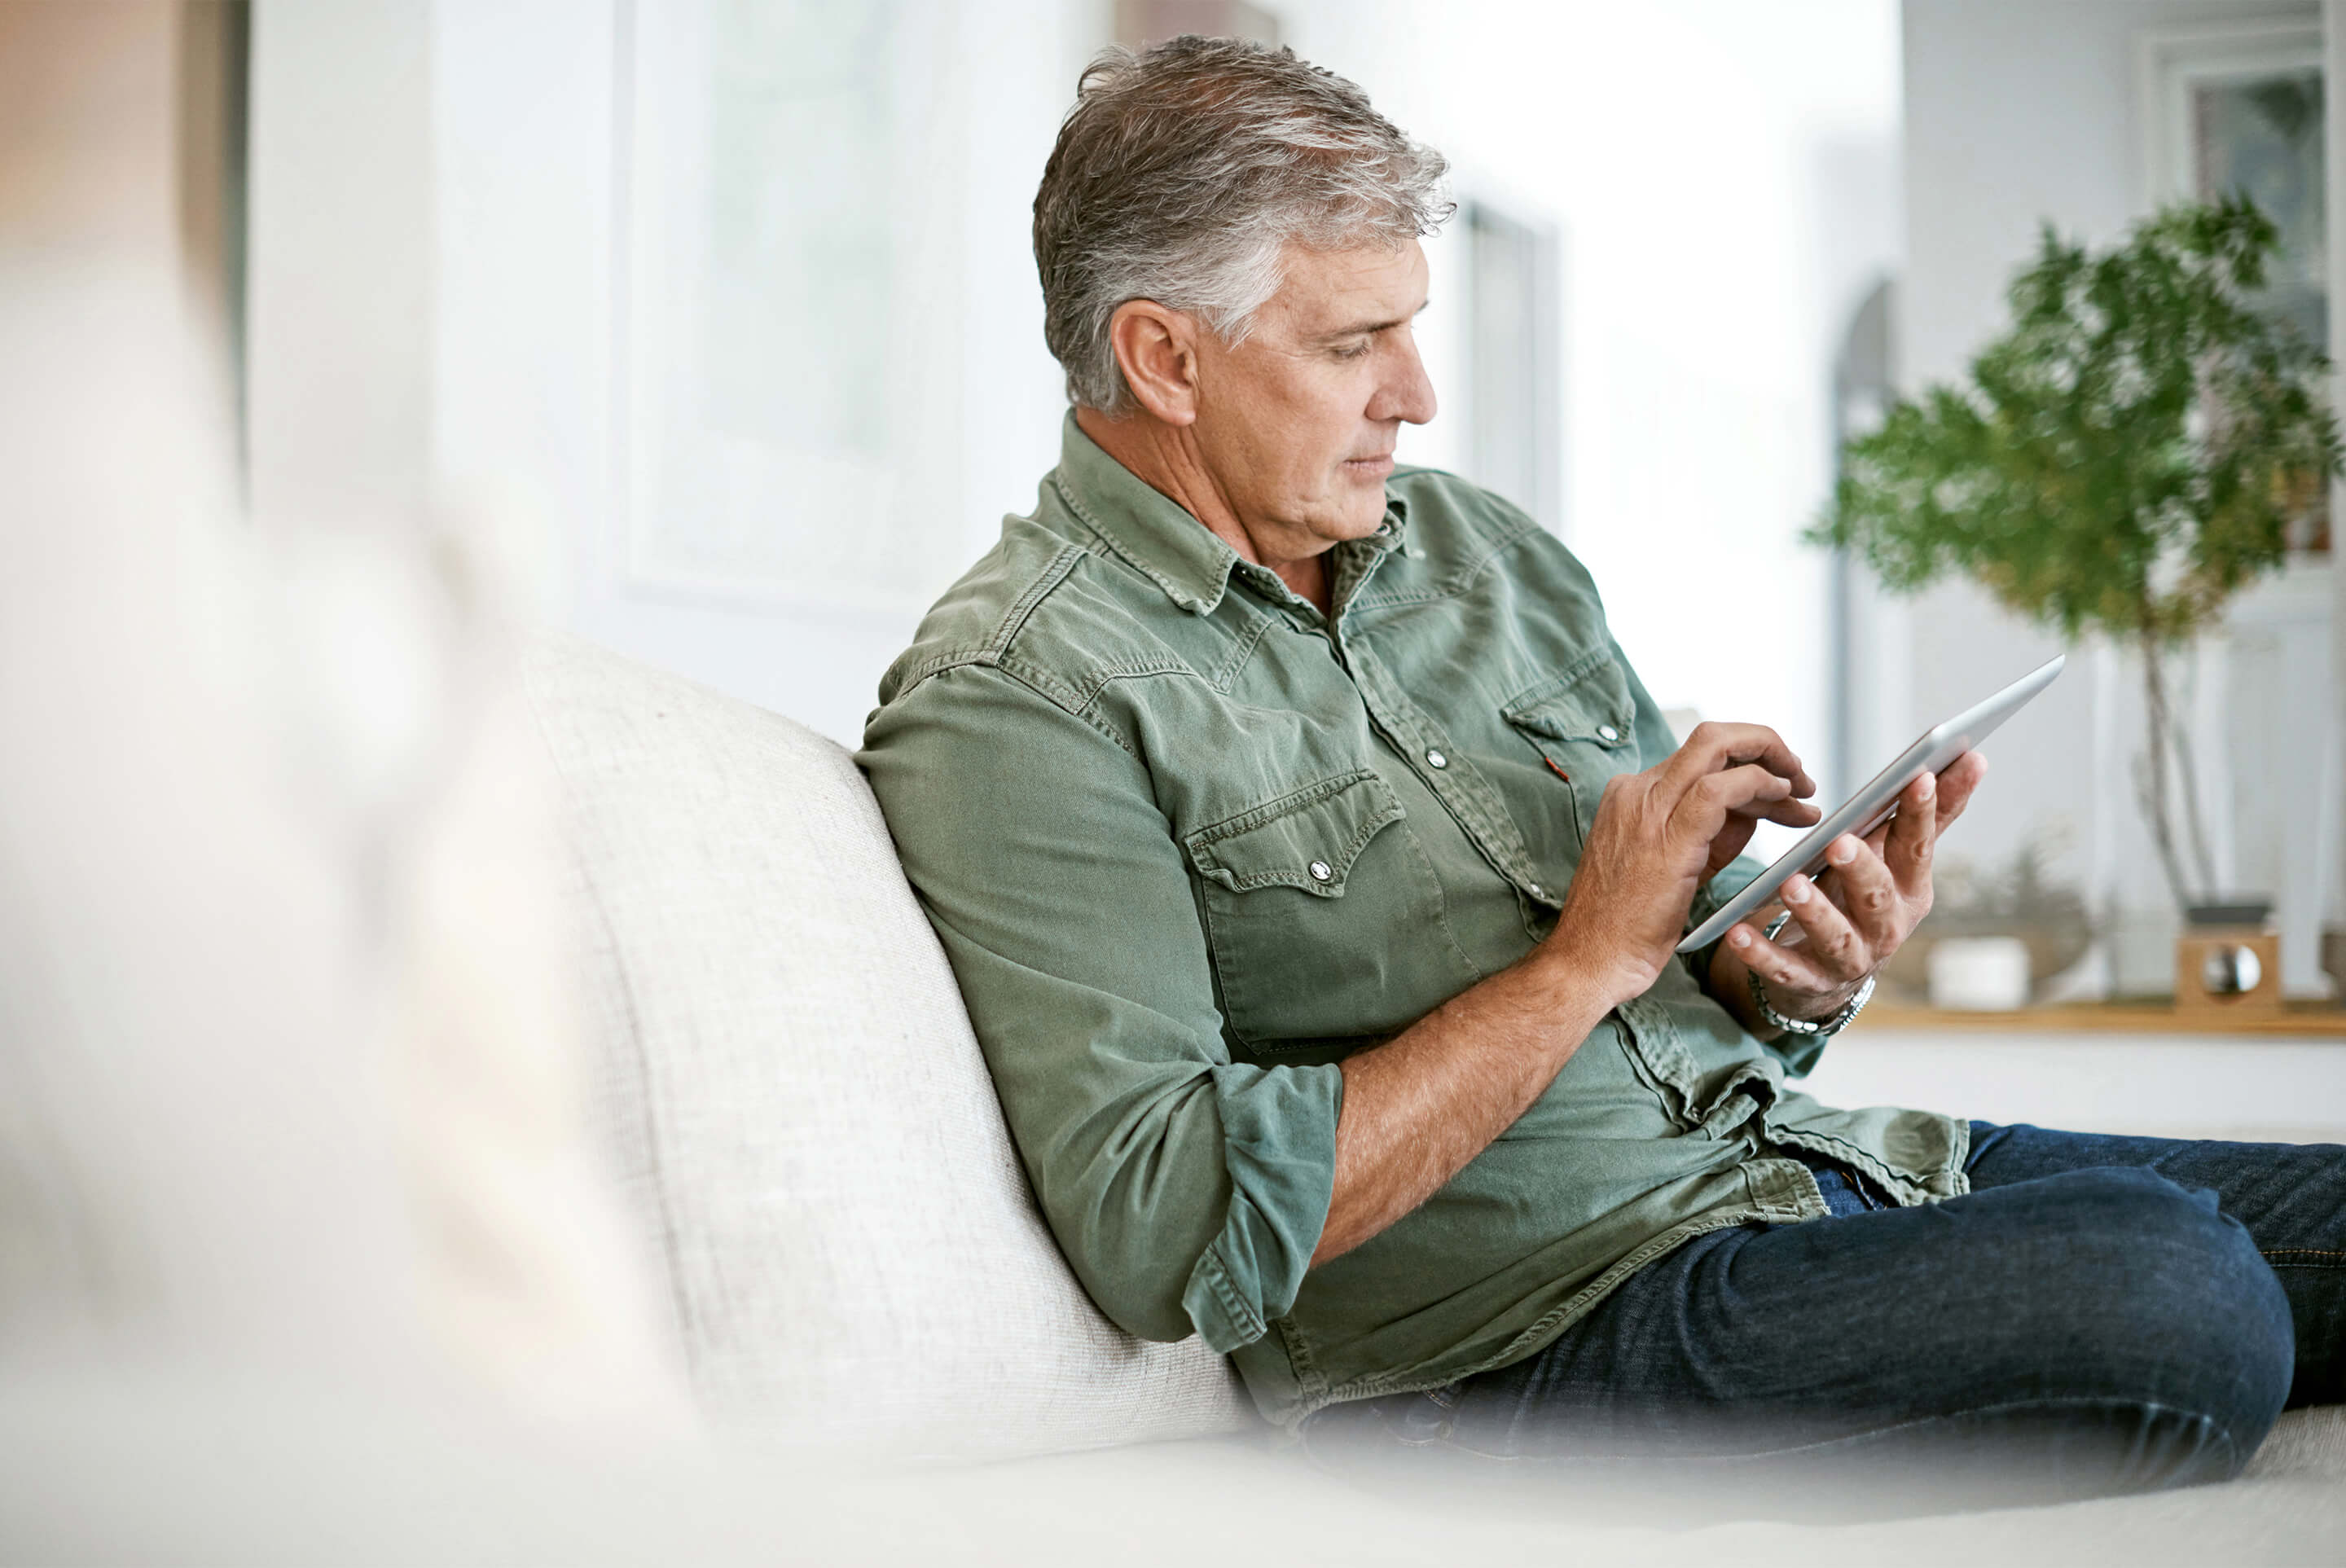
[{"xmin": 1675, "ymin": 653, "xmax": 2065, "ymax": 955}]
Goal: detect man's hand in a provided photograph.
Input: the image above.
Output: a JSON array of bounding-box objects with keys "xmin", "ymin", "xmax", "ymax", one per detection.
[
  {"xmin": 1544, "ymin": 723, "xmax": 1822, "ymax": 1007},
  {"xmin": 1717, "ymin": 750, "xmax": 1988, "ymax": 1024}
]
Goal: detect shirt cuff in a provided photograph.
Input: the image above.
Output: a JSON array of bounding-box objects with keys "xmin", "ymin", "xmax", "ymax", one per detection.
[{"xmin": 1178, "ymin": 1061, "xmax": 1342, "ymax": 1352}]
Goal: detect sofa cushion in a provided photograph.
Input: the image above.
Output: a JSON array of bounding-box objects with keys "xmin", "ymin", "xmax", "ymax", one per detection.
[{"xmin": 521, "ymin": 636, "xmax": 1253, "ymax": 1457}]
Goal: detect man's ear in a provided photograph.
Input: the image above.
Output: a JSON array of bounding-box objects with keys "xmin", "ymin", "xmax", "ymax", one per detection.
[{"xmin": 1106, "ymin": 300, "xmax": 1201, "ymax": 426}]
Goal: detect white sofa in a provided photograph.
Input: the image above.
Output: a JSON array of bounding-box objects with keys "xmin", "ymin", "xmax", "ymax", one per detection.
[
  {"xmin": 514, "ymin": 634, "xmax": 2344, "ymax": 1561},
  {"xmin": 531, "ymin": 633, "xmax": 1252, "ymax": 1460}
]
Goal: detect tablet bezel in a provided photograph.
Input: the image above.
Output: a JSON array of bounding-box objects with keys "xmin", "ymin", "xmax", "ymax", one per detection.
[{"xmin": 1672, "ymin": 653, "xmax": 2066, "ymax": 956}]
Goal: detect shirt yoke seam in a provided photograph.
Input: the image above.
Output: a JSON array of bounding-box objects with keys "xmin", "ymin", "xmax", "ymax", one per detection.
[
  {"xmin": 1207, "ymin": 608, "xmax": 1276, "ymax": 693},
  {"xmin": 886, "ymin": 647, "xmax": 1142, "ymax": 760},
  {"xmin": 887, "ymin": 537, "xmax": 1083, "ymax": 692},
  {"xmin": 1496, "ymin": 643, "xmax": 1618, "ymax": 714},
  {"xmin": 1050, "ymin": 473, "xmax": 1221, "ymax": 612},
  {"xmin": 1346, "ymin": 507, "xmax": 1542, "ymax": 613},
  {"xmin": 986, "ymin": 539, "xmax": 1086, "ymax": 656},
  {"xmin": 975, "ymin": 530, "xmax": 1235, "ymax": 727}
]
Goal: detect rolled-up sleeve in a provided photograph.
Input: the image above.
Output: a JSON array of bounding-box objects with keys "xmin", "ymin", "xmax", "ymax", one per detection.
[{"xmin": 860, "ymin": 663, "xmax": 1339, "ymax": 1350}]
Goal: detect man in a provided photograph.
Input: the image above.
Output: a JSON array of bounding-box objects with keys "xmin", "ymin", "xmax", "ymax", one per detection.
[{"xmin": 860, "ymin": 37, "xmax": 2341, "ymax": 1511}]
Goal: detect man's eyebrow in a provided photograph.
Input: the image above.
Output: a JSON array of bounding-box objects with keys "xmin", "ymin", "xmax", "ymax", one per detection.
[{"xmin": 1316, "ymin": 299, "xmax": 1431, "ymax": 340}]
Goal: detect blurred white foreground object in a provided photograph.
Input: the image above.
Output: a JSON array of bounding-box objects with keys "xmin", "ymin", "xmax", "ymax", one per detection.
[
  {"xmin": 0, "ymin": 267, "xmax": 679, "ymax": 1431},
  {"xmin": 1928, "ymin": 937, "xmax": 2033, "ymax": 1011}
]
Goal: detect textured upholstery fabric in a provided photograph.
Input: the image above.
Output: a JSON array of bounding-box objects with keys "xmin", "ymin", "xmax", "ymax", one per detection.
[{"xmin": 521, "ymin": 636, "xmax": 1254, "ymax": 1457}]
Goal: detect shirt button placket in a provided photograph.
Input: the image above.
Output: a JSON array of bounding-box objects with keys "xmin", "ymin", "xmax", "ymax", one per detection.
[{"xmin": 1348, "ymin": 637, "xmax": 1544, "ymax": 905}]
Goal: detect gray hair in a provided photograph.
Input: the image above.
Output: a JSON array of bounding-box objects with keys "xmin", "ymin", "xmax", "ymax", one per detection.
[{"xmin": 1033, "ymin": 37, "xmax": 1452, "ymax": 414}]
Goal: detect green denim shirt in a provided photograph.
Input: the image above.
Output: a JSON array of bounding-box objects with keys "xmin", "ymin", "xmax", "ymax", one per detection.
[{"xmin": 859, "ymin": 416, "xmax": 1968, "ymax": 1430}]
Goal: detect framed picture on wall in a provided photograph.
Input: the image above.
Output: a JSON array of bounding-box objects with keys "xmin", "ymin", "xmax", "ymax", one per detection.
[
  {"xmin": 2137, "ymin": 15, "xmax": 2327, "ymax": 553},
  {"xmin": 625, "ymin": 0, "xmax": 967, "ymax": 611}
]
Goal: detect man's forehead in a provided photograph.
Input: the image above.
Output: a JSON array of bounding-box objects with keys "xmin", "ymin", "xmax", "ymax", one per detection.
[{"xmin": 1267, "ymin": 240, "xmax": 1429, "ymax": 333}]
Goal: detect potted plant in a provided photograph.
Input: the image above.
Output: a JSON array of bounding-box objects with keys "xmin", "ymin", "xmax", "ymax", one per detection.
[{"xmin": 1812, "ymin": 196, "xmax": 2341, "ymax": 938}]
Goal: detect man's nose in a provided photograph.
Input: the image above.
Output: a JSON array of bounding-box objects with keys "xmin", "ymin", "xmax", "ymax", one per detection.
[{"xmin": 1371, "ymin": 336, "xmax": 1438, "ymax": 426}]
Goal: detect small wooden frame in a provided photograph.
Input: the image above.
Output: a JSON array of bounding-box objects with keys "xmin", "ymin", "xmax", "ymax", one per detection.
[{"xmin": 2174, "ymin": 927, "xmax": 2284, "ymax": 1022}]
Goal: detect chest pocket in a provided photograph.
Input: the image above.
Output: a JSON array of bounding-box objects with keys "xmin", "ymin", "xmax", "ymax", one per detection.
[
  {"xmin": 1500, "ymin": 654, "xmax": 1641, "ymax": 854},
  {"xmin": 1183, "ymin": 770, "xmax": 1481, "ymax": 1052}
]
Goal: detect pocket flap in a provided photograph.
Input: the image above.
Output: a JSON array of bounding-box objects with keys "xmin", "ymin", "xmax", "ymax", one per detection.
[
  {"xmin": 1183, "ymin": 771, "xmax": 1405, "ymax": 898},
  {"xmin": 1502, "ymin": 654, "xmax": 1636, "ymax": 749}
]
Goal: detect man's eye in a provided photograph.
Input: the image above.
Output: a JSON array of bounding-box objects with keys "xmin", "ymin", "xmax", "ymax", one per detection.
[{"xmin": 1334, "ymin": 340, "xmax": 1373, "ymax": 360}]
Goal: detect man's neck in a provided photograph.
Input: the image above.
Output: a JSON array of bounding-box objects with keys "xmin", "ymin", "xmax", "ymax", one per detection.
[{"xmin": 1074, "ymin": 406, "xmax": 1330, "ymax": 613}]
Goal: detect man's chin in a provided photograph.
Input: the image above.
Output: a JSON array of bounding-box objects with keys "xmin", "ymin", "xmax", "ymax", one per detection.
[
  {"xmin": 1284, "ymin": 479, "xmax": 1396, "ymax": 551},
  {"xmin": 1348, "ymin": 492, "xmax": 1398, "ymax": 536},
  {"xmin": 1332, "ymin": 472, "xmax": 1395, "ymax": 528}
]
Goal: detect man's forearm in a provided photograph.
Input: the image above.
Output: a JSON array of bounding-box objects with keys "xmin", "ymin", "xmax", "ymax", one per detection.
[{"xmin": 1311, "ymin": 951, "xmax": 1616, "ymax": 1267}]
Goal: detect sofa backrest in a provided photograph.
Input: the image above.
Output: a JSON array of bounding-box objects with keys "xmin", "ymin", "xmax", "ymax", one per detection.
[{"xmin": 521, "ymin": 636, "xmax": 1254, "ymax": 1458}]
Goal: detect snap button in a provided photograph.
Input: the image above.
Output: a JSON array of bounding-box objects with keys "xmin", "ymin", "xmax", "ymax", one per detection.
[
  {"xmin": 1527, "ymin": 884, "xmax": 1549, "ymax": 902},
  {"xmin": 1425, "ymin": 749, "xmax": 1448, "ymax": 769},
  {"xmin": 1308, "ymin": 860, "xmax": 1334, "ymax": 884},
  {"xmin": 1595, "ymin": 723, "xmax": 1620, "ymax": 743}
]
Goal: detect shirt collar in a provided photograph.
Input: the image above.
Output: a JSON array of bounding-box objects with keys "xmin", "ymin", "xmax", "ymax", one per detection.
[{"xmin": 1048, "ymin": 412, "xmax": 1412, "ymax": 618}]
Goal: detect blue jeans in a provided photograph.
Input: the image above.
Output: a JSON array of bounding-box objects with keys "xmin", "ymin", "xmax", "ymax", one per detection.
[{"xmin": 1300, "ymin": 1123, "xmax": 2344, "ymax": 1518}]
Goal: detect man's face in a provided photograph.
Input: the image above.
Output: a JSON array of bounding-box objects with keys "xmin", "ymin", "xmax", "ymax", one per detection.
[{"xmin": 1188, "ymin": 238, "xmax": 1436, "ymax": 560}]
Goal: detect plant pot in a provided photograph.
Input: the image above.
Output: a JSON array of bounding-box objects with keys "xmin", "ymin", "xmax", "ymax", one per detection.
[
  {"xmin": 1882, "ymin": 920, "xmax": 2094, "ymax": 1005},
  {"xmin": 1927, "ymin": 938, "xmax": 2032, "ymax": 1010}
]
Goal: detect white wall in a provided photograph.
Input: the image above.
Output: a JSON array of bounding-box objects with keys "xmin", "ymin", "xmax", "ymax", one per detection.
[
  {"xmin": 1808, "ymin": 1029, "xmax": 2346, "ymax": 1143},
  {"xmin": 255, "ymin": 0, "xmax": 1099, "ymax": 748},
  {"xmin": 440, "ymin": 0, "xmax": 1098, "ymax": 746},
  {"xmin": 1900, "ymin": 0, "xmax": 2342, "ymax": 995},
  {"xmin": 1283, "ymin": 0, "xmax": 1904, "ymax": 812}
]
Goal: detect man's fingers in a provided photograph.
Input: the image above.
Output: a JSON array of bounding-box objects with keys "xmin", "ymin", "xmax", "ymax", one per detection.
[
  {"xmin": 1701, "ymin": 797, "xmax": 1821, "ymax": 878},
  {"xmin": 1672, "ymin": 762, "xmax": 1797, "ymax": 841},
  {"xmin": 1883, "ymin": 771, "xmax": 1936, "ymax": 892},
  {"xmin": 1703, "ymin": 819, "xmax": 1759, "ymax": 880},
  {"xmin": 1759, "ymin": 797, "xmax": 1825, "ymax": 830},
  {"xmin": 1821, "ymin": 832, "xmax": 1902, "ymax": 948},
  {"xmin": 1726, "ymin": 917, "xmax": 1844, "ymax": 996},
  {"xmin": 1933, "ymin": 750, "xmax": 1988, "ymax": 830},
  {"xmin": 1865, "ymin": 753, "xmax": 1985, "ymax": 858},
  {"xmin": 1777, "ymin": 872, "xmax": 1869, "ymax": 980},
  {"xmin": 1663, "ymin": 722, "xmax": 1817, "ymax": 804}
]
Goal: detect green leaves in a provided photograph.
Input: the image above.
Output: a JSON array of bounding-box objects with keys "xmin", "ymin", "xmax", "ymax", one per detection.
[{"xmin": 1811, "ymin": 195, "xmax": 2339, "ymax": 646}]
